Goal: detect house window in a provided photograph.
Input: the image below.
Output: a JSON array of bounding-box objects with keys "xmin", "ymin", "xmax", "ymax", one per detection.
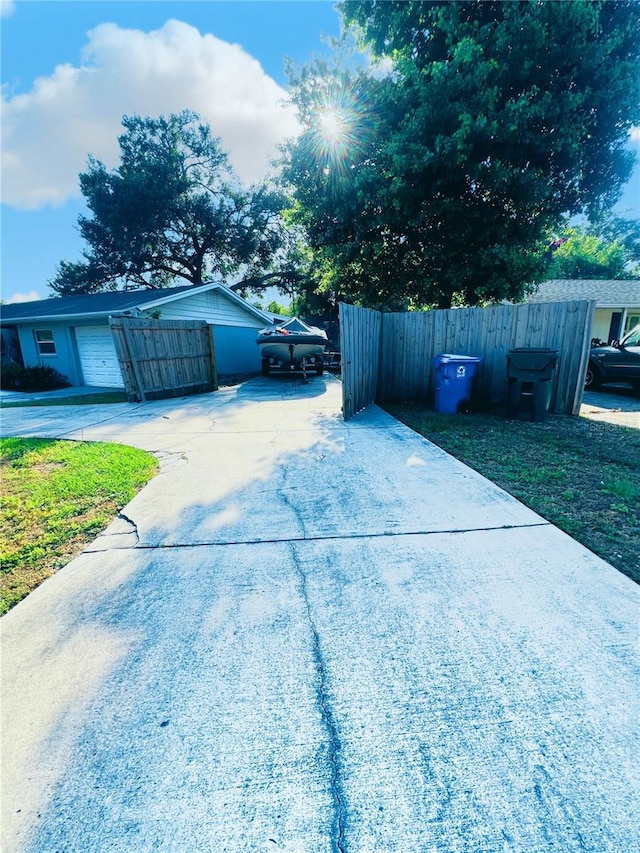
[
  {"xmin": 625, "ymin": 314, "xmax": 640, "ymax": 335},
  {"xmin": 34, "ymin": 329, "xmax": 56, "ymax": 356}
]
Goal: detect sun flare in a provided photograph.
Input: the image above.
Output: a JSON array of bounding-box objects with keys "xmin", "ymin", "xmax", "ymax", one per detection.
[
  {"xmin": 308, "ymin": 81, "xmax": 374, "ymax": 174},
  {"xmin": 318, "ymin": 109, "xmax": 346, "ymax": 143}
]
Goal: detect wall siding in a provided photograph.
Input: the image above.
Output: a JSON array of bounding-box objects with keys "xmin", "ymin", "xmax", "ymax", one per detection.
[
  {"xmin": 147, "ymin": 291, "xmax": 265, "ymax": 328},
  {"xmin": 13, "ymin": 322, "xmax": 83, "ymax": 385},
  {"xmin": 211, "ymin": 325, "xmax": 262, "ymax": 374}
]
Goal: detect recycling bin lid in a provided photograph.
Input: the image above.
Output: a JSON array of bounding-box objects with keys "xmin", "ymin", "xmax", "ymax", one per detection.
[{"xmin": 432, "ymin": 353, "xmax": 483, "ymax": 367}]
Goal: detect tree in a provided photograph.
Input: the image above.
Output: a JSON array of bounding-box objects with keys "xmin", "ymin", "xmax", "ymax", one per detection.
[
  {"xmin": 283, "ymin": 1, "xmax": 640, "ymax": 309},
  {"xmin": 590, "ymin": 213, "xmax": 640, "ymax": 274},
  {"xmin": 49, "ymin": 112, "xmax": 285, "ymax": 295},
  {"xmin": 229, "ymin": 225, "xmax": 344, "ymax": 317},
  {"xmin": 547, "ymin": 218, "xmax": 640, "ymax": 279},
  {"xmin": 265, "ymin": 300, "xmax": 293, "ymax": 316},
  {"xmin": 547, "ymin": 230, "xmax": 627, "ymax": 280}
]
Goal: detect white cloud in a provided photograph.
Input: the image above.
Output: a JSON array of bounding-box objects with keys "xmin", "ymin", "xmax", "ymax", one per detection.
[
  {"xmin": 0, "ymin": 0, "xmax": 15, "ymax": 18},
  {"xmin": 5, "ymin": 290, "xmax": 40, "ymax": 303},
  {"xmin": 1, "ymin": 20, "xmax": 300, "ymax": 209}
]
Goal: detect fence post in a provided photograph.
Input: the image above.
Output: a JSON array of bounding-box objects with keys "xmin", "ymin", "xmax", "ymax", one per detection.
[
  {"xmin": 569, "ymin": 300, "xmax": 596, "ymax": 415},
  {"xmin": 207, "ymin": 324, "xmax": 218, "ymax": 392},
  {"xmin": 122, "ymin": 320, "xmax": 146, "ymax": 402}
]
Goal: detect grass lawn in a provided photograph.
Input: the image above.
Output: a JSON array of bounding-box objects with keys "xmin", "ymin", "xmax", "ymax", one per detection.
[
  {"xmin": 383, "ymin": 404, "xmax": 640, "ymax": 585},
  {"xmin": 0, "ymin": 438, "xmax": 158, "ymax": 615}
]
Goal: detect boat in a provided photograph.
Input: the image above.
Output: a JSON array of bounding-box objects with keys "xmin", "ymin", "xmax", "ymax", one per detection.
[{"xmin": 257, "ymin": 317, "xmax": 328, "ymax": 375}]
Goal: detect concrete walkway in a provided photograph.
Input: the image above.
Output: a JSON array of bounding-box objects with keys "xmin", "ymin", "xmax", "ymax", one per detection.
[
  {"xmin": 2, "ymin": 376, "xmax": 638, "ymax": 853},
  {"xmin": 0, "ymin": 384, "xmax": 123, "ymax": 403}
]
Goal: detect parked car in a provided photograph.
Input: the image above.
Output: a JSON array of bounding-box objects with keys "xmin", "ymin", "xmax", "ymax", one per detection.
[{"xmin": 585, "ymin": 325, "xmax": 640, "ymax": 391}]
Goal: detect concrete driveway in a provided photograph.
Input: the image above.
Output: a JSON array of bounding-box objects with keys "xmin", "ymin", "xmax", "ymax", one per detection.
[
  {"xmin": 2, "ymin": 376, "xmax": 638, "ymax": 853},
  {"xmin": 581, "ymin": 385, "xmax": 640, "ymax": 429}
]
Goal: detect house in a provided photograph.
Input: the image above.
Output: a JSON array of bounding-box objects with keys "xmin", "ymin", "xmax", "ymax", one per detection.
[
  {"xmin": 0, "ymin": 282, "xmax": 273, "ymax": 388},
  {"xmin": 526, "ymin": 280, "xmax": 640, "ymax": 343}
]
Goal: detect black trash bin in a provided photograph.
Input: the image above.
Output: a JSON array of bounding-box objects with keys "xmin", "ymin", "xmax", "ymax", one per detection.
[{"xmin": 506, "ymin": 348, "xmax": 559, "ymax": 422}]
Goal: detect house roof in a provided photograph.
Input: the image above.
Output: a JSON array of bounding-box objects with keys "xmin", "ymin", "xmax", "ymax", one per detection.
[
  {"xmin": 527, "ymin": 279, "xmax": 640, "ymax": 308},
  {"xmin": 0, "ymin": 282, "xmax": 272, "ymax": 324}
]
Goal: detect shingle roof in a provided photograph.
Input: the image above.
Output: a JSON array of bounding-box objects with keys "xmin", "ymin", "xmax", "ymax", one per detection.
[
  {"xmin": 527, "ymin": 280, "xmax": 640, "ymax": 307},
  {"xmin": 0, "ymin": 281, "xmax": 272, "ymax": 325},
  {"xmin": 0, "ymin": 285, "xmax": 201, "ymax": 321}
]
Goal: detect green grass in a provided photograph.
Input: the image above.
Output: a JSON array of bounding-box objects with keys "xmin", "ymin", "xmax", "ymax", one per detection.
[
  {"xmin": 2, "ymin": 391, "xmax": 129, "ymax": 407},
  {"xmin": 1, "ymin": 438, "xmax": 158, "ymax": 614},
  {"xmin": 383, "ymin": 403, "xmax": 640, "ymax": 585}
]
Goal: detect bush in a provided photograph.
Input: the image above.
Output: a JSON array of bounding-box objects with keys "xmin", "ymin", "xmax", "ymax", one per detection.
[{"xmin": 1, "ymin": 363, "xmax": 71, "ymax": 392}]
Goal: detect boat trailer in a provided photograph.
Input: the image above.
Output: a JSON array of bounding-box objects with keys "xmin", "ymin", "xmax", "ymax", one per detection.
[{"xmin": 261, "ymin": 343, "xmax": 324, "ymax": 383}]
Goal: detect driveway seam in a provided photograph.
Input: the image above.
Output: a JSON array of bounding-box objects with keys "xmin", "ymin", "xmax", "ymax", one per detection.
[
  {"xmin": 86, "ymin": 521, "xmax": 552, "ymax": 552},
  {"xmin": 82, "ymin": 515, "xmax": 553, "ymax": 554}
]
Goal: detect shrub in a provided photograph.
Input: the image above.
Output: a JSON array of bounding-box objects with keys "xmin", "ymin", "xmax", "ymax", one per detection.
[{"xmin": 1, "ymin": 363, "xmax": 71, "ymax": 392}]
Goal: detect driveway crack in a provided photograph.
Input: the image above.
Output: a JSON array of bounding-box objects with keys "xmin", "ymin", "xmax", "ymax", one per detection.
[
  {"xmin": 117, "ymin": 512, "xmax": 140, "ymax": 544},
  {"xmin": 278, "ymin": 462, "xmax": 307, "ymax": 539},
  {"xmin": 290, "ymin": 543, "xmax": 347, "ymax": 853}
]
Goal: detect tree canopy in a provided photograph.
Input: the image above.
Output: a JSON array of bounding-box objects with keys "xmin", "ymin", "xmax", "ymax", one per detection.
[
  {"xmin": 49, "ymin": 112, "xmax": 285, "ymax": 295},
  {"xmin": 546, "ymin": 215, "xmax": 640, "ymax": 280},
  {"xmin": 282, "ymin": 1, "xmax": 640, "ymax": 309}
]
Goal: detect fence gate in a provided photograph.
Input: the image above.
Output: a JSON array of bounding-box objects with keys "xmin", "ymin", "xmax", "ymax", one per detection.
[
  {"xmin": 109, "ymin": 317, "xmax": 217, "ymax": 402},
  {"xmin": 339, "ymin": 303, "xmax": 382, "ymax": 420}
]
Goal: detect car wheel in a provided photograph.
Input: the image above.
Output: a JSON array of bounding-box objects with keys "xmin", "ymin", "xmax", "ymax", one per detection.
[
  {"xmin": 261, "ymin": 358, "xmax": 271, "ymax": 376},
  {"xmin": 584, "ymin": 361, "xmax": 601, "ymax": 390}
]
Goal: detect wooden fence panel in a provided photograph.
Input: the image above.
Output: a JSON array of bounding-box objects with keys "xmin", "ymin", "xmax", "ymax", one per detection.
[
  {"xmin": 380, "ymin": 312, "xmax": 402, "ymax": 402},
  {"xmin": 339, "ymin": 303, "xmax": 382, "ymax": 420},
  {"xmin": 482, "ymin": 305, "xmax": 512, "ymax": 405},
  {"xmin": 340, "ymin": 299, "xmax": 595, "ymax": 418},
  {"xmin": 109, "ymin": 318, "xmax": 217, "ymax": 402}
]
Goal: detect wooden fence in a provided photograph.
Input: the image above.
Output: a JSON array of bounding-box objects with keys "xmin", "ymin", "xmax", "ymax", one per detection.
[
  {"xmin": 109, "ymin": 318, "xmax": 217, "ymax": 402},
  {"xmin": 339, "ymin": 303, "xmax": 382, "ymax": 420},
  {"xmin": 340, "ymin": 300, "xmax": 596, "ymax": 419}
]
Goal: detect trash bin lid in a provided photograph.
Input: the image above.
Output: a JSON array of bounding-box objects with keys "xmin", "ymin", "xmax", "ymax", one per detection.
[
  {"xmin": 507, "ymin": 348, "xmax": 559, "ymax": 371},
  {"xmin": 508, "ymin": 348, "xmax": 559, "ymax": 354}
]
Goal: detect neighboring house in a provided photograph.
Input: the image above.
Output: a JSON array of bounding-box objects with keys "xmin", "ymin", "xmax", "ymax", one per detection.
[
  {"xmin": 0, "ymin": 282, "xmax": 273, "ymax": 388},
  {"xmin": 526, "ymin": 280, "xmax": 640, "ymax": 343}
]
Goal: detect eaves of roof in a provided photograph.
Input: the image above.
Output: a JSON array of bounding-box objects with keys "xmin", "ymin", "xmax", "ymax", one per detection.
[
  {"xmin": 1, "ymin": 281, "xmax": 272, "ymax": 325},
  {"xmin": 0, "ymin": 307, "xmax": 138, "ymax": 324}
]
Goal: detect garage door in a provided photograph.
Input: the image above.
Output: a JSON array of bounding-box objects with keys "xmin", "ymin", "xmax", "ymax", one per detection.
[{"xmin": 75, "ymin": 326, "xmax": 124, "ymax": 387}]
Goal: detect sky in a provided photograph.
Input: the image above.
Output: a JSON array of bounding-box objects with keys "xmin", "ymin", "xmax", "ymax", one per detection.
[
  {"xmin": 1, "ymin": 0, "xmax": 639, "ymax": 306},
  {"xmin": 1, "ymin": 0, "xmax": 342, "ymax": 303}
]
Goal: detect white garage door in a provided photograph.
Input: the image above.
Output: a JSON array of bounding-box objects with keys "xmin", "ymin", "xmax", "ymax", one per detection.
[{"xmin": 75, "ymin": 326, "xmax": 124, "ymax": 387}]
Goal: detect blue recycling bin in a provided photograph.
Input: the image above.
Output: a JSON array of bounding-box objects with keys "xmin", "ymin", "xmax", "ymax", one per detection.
[{"xmin": 432, "ymin": 353, "xmax": 483, "ymax": 414}]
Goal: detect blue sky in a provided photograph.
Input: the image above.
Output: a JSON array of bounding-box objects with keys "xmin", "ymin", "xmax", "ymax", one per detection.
[
  {"xmin": 1, "ymin": 0, "xmax": 639, "ymax": 305},
  {"xmin": 1, "ymin": 0, "xmax": 341, "ymax": 303}
]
